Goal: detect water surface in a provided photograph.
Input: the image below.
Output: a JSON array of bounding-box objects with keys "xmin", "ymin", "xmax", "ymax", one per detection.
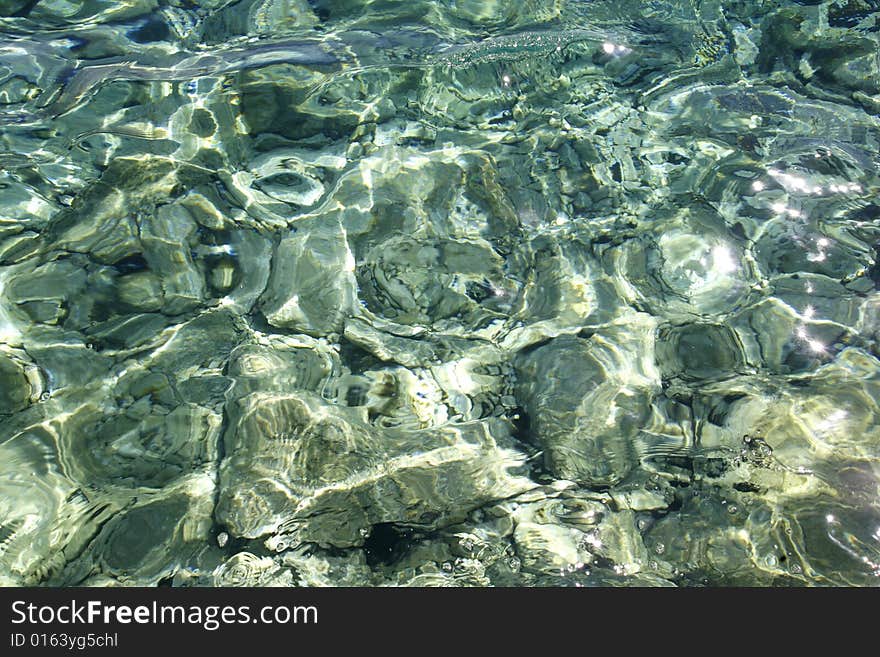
[{"xmin": 1, "ymin": 0, "xmax": 879, "ymax": 586}]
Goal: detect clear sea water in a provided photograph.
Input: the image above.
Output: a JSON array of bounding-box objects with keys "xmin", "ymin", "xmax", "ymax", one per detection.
[{"xmin": 1, "ymin": 0, "xmax": 879, "ymax": 586}]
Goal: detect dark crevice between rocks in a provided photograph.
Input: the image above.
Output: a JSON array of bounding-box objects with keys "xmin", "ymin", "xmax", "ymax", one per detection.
[
  {"xmin": 337, "ymin": 335, "xmax": 386, "ymax": 375},
  {"xmin": 363, "ymin": 523, "xmax": 414, "ymax": 569}
]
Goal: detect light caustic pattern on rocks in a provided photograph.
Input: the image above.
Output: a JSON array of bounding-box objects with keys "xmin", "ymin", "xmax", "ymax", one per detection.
[{"xmin": 1, "ymin": 0, "xmax": 880, "ymax": 586}]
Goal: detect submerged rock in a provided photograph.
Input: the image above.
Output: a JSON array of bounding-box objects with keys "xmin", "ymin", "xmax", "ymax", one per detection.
[
  {"xmin": 514, "ymin": 314, "xmax": 660, "ymax": 486},
  {"xmin": 260, "ymin": 219, "xmax": 357, "ymax": 336},
  {"xmin": 0, "ymin": 348, "xmax": 42, "ymax": 414},
  {"xmin": 140, "ymin": 204, "xmax": 205, "ymax": 315},
  {"xmin": 216, "ymin": 390, "xmax": 534, "ymax": 546}
]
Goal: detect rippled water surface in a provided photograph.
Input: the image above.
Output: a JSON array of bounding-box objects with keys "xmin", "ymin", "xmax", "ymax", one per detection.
[{"xmin": 1, "ymin": 0, "xmax": 880, "ymax": 587}]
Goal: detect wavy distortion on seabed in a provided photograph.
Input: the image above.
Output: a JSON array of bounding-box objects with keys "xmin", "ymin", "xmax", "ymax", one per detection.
[{"xmin": 0, "ymin": 0, "xmax": 879, "ymax": 587}]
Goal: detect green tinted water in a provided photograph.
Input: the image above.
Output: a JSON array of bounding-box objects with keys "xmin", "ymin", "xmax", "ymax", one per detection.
[{"xmin": 1, "ymin": 0, "xmax": 879, "ymax": 586}]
